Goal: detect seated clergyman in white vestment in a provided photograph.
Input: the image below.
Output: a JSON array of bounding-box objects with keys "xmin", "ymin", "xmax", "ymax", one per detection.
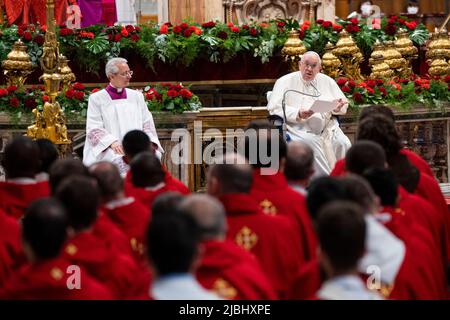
[
  {"xmin": 83, "ymin": 57, "xmax": 163, "ymax": 174},
  {"xmin": 267, "ymin": 51, "xmax": 351, "ymax": 177}
]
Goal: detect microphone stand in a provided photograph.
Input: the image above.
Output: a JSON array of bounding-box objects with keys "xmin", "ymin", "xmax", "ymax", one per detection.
[{"xmin": 280, "ymin": 87, "xmax": 321, "ymax": 140}]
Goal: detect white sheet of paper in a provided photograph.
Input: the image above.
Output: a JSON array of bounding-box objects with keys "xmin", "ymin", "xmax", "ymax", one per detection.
[{"xmin": 309, "ymin": 100, "xmax": 339, "ymax": 113}]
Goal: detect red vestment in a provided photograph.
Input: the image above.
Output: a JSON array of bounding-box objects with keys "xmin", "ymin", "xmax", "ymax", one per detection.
[
  {"xmin": 101, "ymin": 198, "xmax": 150, "ymax": 260},
  {"xmin": 196, "ymin": 240, "xmax": 277, "ymax": 300},
  {"xmin": 288, "ymin": 258, "xmax": 323, "ymax": 300},
  {"xmin": 62, "ymin": 231, "xmax": 145, "ymax": 298},
  {"xmin": 4, "ymin": 0, "xmax": 67, "ymax": 26},
  {"xmin": 220, "ymin": 193, "xmax": 304, "ymax": 299},
  {"xmin": 0, "ymin": 257, "xmax": 113, "ymax": 299},
  {"xmin": 0, "ymin": 209, "xmax": 24, "ymax": 286},
  {"xmin": 330, "ymin": 149, "xmax": 434, "ymax": 178},
  {"xmin": 0, "ymin": 181, "xmax": 50, "ymax": 219},
  {"xmin": 93, "ymin": 213, "xmax": 134, "ymax": 258},
  {"xmin": 250, "ymin": 169, "xmax": 317, "ymax": 262}
]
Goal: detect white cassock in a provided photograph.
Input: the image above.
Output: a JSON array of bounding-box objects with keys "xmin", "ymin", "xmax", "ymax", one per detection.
[
  {"xmin": 115, "ymin": 0, "xmax": 137, "ymax": 25},
  {"xmin": 267, "ymin": 71, "xmax": 351, "ymax": 177},
  {"xmin": 83, "ymin": 88, "xmax": 163, "ymax": 174}
]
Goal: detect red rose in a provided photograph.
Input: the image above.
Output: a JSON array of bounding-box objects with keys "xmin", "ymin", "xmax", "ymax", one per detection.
[
  {"xmin": 379, "ymin": 87, "xmax": 387, "ymax": 96},
  {"xmin": 385, "ymin": 24, "xmax": 397, "ymax": 35},
  {"xmin": 353, "ymin": 92, "xmax": 364, "ymax": 103},
  {"xmin": 366, "ymin": 87, "xmax": 375, "ymax": 95},
  {"xmin": 173, "ymin": 26, "xmax": 182, "ymax": 34},
  {"xmin": 242, "ymin": 24, "xmax": 249, "ymax": 30},
  {"xmin": 9, "ymin": 97, "xmax": 20, "ymax": 107},
  {"xmin": 121, "ymin": 28, "xmax": 129, "ymax": 37},
  {"xmin": 7, "ymin": 85, "xmax": 17, "ymax": 93},
  {"xmin": 230, "ymin": 26, "xmax": 240, "ymax": 33},
  {"xmin": 167, "ymin": 90, "xmax": 178, "ymax": 98},
  {"xmin": 23, "ymin": 31, "xmax": 32, "ymax": 41},
  {"xmin": 159, "ymin": 24, "xmax": 169, "ymax": 34},
  {"xmin": 179, "ymin": 89, "xmax": 193, "ymax": 99},
  {"xmin": 341, "ymin": 86, "xmax": 351, "ymax": 93},
  {"xmin": 17, "ymin": 29, "xmax": 24, "ymax": 37},
  {"xmin": 322, "ymin": 21, "xmax": 332, "ymax": 28},
  {"xmin": 444, "ymin": 75, "xmax": 450, "ymax": 83},
  {"xmin": 125, "ymin": 25, "xmax": 134, "ymax": 33},
  {"xmin": 366, "ymin": 80, "xmax": 377, "ymax": 88},
  {"xmin": 217, "ymin": 31, "xmax": 228, "ymax": 40},
  {"xmin": 405, "ymin": 21, "xmax": 417, "ymax": 30},
  {"xmin": 277, "ymin": 21, "xmax": 286, "ymax": 27},
  {"xmin": 332, "ymin": 24, "xmax": 343, "ymax": 32},
  {"xmin": 74, "ymin": 91, "xmax": 85, "ymax": 101},
  {"xmin": 91, "ymin": 88, "xmax": 100, "ymax": 93},
  {"xmin": 421, "ymin": 83, "xmax": 430, "ymax": 90},
  {"xmin": 113, "ymin": 34, "xmax": 122, "ymax": 42},
  {"xmin": 65, "ymin": 89, "xmax": 75, "ymax": 99},
  {"xmin": 135, "ymin": 26, "xmax": 141, "ymax": 32},
  {"xmin": 183, "ymin": 29, "xmax": 193, "ymax": 37},
  {"xmin": 201, "ymin": 21, "xmax": 216, "ymax": 28},
  {"xmin": 227, "ymin": 22, "xmax": 234, "ymax": 27},
  {"xmin": 24, "ymin": 98, "xmax": 37, "ymax": 109},
  {"xmin": 249, "ymin": 28, "xmax": 258, "ymax": 36},
  {"xmin": 131, "ymin": 34, "xmax": 140, "ymax": 42},
  {"xmin": 349, "ymin": 18, "xmax": 359, "ymax": 25},
  {"xmin": 33, "ymin": 34, "xmax": 45, "ymax": 46},
  {"xmin": 40, "ymin": 25, "xmax": 47, "ymax": 32},
  {"xmin": 336, "ymin": 78, "xmax": 348, "ymax": 86},
  {"xmin": 298, "ymin": 29, "xmax": 305, "ymax": 39},
  {"xmin": 180, "ymin": 23, "xmax": 189, "ymax": 29},
  {"xmin": 42, "ymin": 95, "xmax": 49, "ymax": 102},
  {"xmin": 348, "ymin": 80, "xmax": 356, "ymax": 88},
  {"xmin": 397, "ymin": 18, "xmax": 405, "ymax": 25},
  {"xmin": 376, "ymin": 79, "xmax": 384, "ymax": 86},
  {"xmin": 316, "ymin": 19, "xmax": 324, "ymax": 24},
  {"xmin": 189, "ymin": 25, "xmax": 197, "ymax": 32},
  {"xmin": 0, "ymin": 89, "xmax": 8, "ymax": 97},
  {"xmin": 73, "ymin": 82, "xmax": 85, "ymax": 90}
]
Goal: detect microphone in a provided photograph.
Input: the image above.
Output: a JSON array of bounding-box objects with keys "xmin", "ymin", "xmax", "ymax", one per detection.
[{"xmin": 281, "ymin": 87, "xmax": 321, "ymax": 140}]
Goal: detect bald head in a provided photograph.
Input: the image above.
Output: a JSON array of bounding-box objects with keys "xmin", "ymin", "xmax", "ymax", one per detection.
[
  {"xmin": 180, "ymin": 194, "xmax": 227, "ymax": 240},
  {"xmin": 89, "ymin": 161, "xmax": 123, "ymax": 200},
  {"xmin": 284, "ymin": 142, "xmax": 314, "ymax": 181},
  {"xmin": 207, "ymin": 153, "xmax": 253, "ymax": 196}
]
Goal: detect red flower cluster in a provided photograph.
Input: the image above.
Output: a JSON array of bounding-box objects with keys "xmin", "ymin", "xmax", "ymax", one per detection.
[
  {"xmin": 345, "ymin": 18, "xmax": 360, "ymax": 33},
  {"xmin": 107, "ymin": 25, "xmax": 141, "ymax": 42},
  {"xmin": 80, "ymin": 31, "xmax": 95, "ymax": 39},
  {"xmin": 59, "ymin": 27, "xmax": 74, "ymax": 36},
  {"xmin": 202, "ymin": 21, "xmax": 216, "ymax": 28},
  {"xmin": 414, "ymin": 77, "xmax": 431, "ymax": 91},
  {"xmin": 161, "ymin": 22, "xmax": 202, "ymax": 37},
  {"xmin": 65, "ymin": 83, "xmax": 86, "ymax": 101},
  {"xmin": 385, "ymin": 15, "xmax": 418, "ymax": 35},
  {"xmin": 17, "ymin": 24, "xmax": 45, "ymax": 45}
]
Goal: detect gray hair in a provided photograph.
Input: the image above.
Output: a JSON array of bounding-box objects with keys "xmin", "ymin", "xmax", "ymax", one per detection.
[
  {"xmin": 105, "ymin": 57, "xmax": 128, "ymax": 78},
  {"xmin": 301, "ymin": 51, "xmax": 322, "ymax": 66}
]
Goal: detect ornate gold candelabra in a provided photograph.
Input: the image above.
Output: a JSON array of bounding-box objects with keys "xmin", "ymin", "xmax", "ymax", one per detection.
[
  {"xmin": 59, "ymin": 54, "xmax": 76, "ymax": 92},
  {"xmin": 395, "ymin": 29, "xmax": 418, "ymax": 77},
  {"xmin": 322, "ymin": 42, "xmax": 341, "ymax": 79},
  {"xmin": 27, "ymin": 0, "xmax": 70, "ymax": 146},
  {"xmin": 426, "ymin": 30, "xmax": 450, "ymax": 78},
  {"xmin": 369, "ymin": 54, "xmax": 394, "ymax": 80},
  {"xmin": 281, "ymin": 29, "xmax": 307, "ymax": 72},
  {"xmin": 1, "ymin": 40, "xmax": 34, "ymax": 88},
  {"xmin": 333, "ymin": 30, "xmax": 364, "ymax": 81},
  {"xmin": 382, "ymin": 41, "xmax": 407, "ymax": 77}
]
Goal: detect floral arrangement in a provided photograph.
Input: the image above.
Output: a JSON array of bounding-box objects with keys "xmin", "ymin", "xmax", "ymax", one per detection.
[
  {"xmin": 143, "ymin": 83, "xmax": 201, "ymax": 113},
  {"xmin": 0, "ymin": 15, "xmax": 429, "ymax": 73},
  {"xmin": 0, "ymin": 82, "xmax": 202, "ymax": 120},
  {"xmin": 337, "ymin": 75, "xmax": 450, "ymax": 111}
]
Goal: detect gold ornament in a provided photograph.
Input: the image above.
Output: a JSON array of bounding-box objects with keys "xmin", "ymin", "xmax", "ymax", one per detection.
[
  {"xmin": 369, "ymin": 54, "xmax": 394, "ymax": 80},
  {"xmin": 395, "ymin": 29, "xmax": 418, "ymax": 77},
  {"xmin": 281, "ymin": 29, "xmax": 307, "ymax": 72},
  {"xmin": 322, "ymin": 42, "xmax": 341, "ymax": 79},
  {"xmin": 426, "ymin": 30, "xmax": 450, "ymax": 79},
  {"xmin": 59, "ymin": 54, "xmax": 76, "ymax": 92},
  {"xmin": 333, "ymin": 30, "xmax": 364, "ymax": 80},
  {"xmin": 382, "ymin": 41, "xmax": 407, "ymax": 77},
  {"xmin": 27, "ymin": 0, "xmax": 70, "ymax": 146},
  {"xmin": 1, "ymin": 39, "xmax": 34, "ymax": 88}
]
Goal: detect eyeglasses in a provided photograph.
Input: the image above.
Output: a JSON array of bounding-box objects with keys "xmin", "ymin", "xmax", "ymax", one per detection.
[
  {"xmin": 118, "ymin": 70, "xmax": 133, "ymax": 77},
  {"xmin": 302, "ymin": 62, "xmax": 318, "ymax": 70}
]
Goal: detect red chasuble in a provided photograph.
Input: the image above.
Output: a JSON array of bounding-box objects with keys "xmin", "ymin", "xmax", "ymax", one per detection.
[
  {"xmin": 0, "ymin": 180, "xmax": 50, "ymax": 219},
  {"xmin": 101, "ymin": 198, "xmax": 150, "ymax": 260},
  {"xmin": 4, "ymin": 0, "xmax": 67, "ymax": 26},
  {"xmin": 331, "ymin": 149, "xmax": 434, "ymax": 178},
  {"xmin": 219, "ymin": 193, "xmax": 304, "ymax": 299},
  {"xmin": 62, "ymin": 231, "xmax": 142, "ymax": 299},
  {"xmin": 250, "ymin": 169, "xmax": 317, "ymax": 262},
  {"xmin": 0, "ymin": 209, "xmax": 24, "ymax": 286},
  {"xmin": 196, "ymin": 240, "xmax": 277, "ymax": 300},
  {"xmin": 0, "ymin": 257, "xmax": 113, "ymax": 299},
  {"xmin": 288, "ymin": 258, "xmax": 323, "ymax": 300}
]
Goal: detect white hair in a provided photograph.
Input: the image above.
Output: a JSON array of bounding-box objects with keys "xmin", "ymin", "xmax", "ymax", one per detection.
[
  {"xmin": 105, "ymin": 57, "xmax": 128, "ymax": 78},
  {"xmin": 301, "ymin": 51, "xmax": 322, "ymax": 66}
]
